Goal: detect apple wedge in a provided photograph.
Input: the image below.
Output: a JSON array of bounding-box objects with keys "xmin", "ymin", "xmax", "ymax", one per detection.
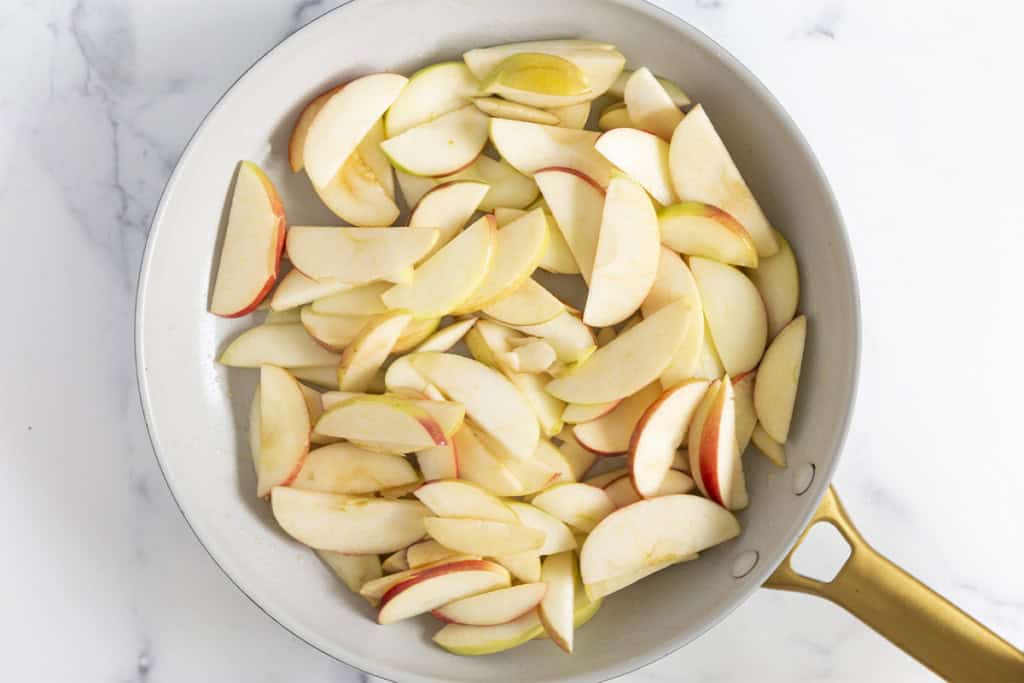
[
  {"xmin": 545, "ymin": 299, "xmax": 693, "ymax": 404},
  {"xmin": 746, "ymin": 230, "xmax": 800, "ymax": 339},
  {"xmin": 597, "ymin": 102, "xmax": 632, "ymax": 131},
  {"xmin": 507, "ymin": 502, "xmax": 577, "ymax": 555},
  {"xmin": 548, "ymin": 102, "xmax": 591, "ymax": 129},
  {"xmin": 689, "ymin": 257, "xmax": 767, "ymax": 377},
  {"xmin": 535, "ymin": 167, "xmax": 606, "ymax": 283},
  {"xmin": 753, "ymin": 315, "xmax": 807, "ymax": 443},
  {"xmin": 583, "ymin": 468, "xmax": 630, "ymax": 489},
  {"xmin": 733, "ymin": 371, "xmax": 757, "ymax": 453},
  {"xmin": 479, "ymin": 52, "xmax": 591, "ymax": 109},
  {"xmin": 573, "ymin": 382, "xmax": 661, "ymax": 455},
  {"xmin": 385, "ymin": 61, "xmax": 479, "ymax": 137},
  {"xmin": 688, "ymin": 378, "xmax": 747, "ymax": 509},
  {"xmin": 498, "ymin": 205, "xmax": 580, "ymax": 275},
  {"xmin": 414, "ymin": 318, "xmax": 477, "ymax": 354},
  {"xmin": 624, "ymin": 67, "xmax": 683, "ymax": 141},
  {"xmin": 751, "ymin": 423, "xmax": 787, "ymax": 467},
  {"xmin": 609, "ymin": 69, "xmax": 691, "ymax": 106},
  {"xmin": 500, "ymin": 448, "xmax": 561, "ymax": 496},
  {"xmin": 411, "ymin": 353, "xmax": 540, "ymax": 460},
  {"xmin": 303, "ymin": 73, "xmax": 407, "ymax": 188},
  {"xmin": 424, "ymin": 518, "xmax": 545, "ymax": 556},
  {"xmin": 434, "ymin": 610, "xmax": 544, "ymax": 655},
  {"xmin": 583, "ymin": 175, "xmax": 661, "ymax": 327},
  {"xmin": 453, "ymin": 209, "xmax": 549, "ymax": 313},
  {"xmin": 669, "ymin": 105, "xmax": 778, "ymax": 257},
  {"xmin": 410, "ymin": 180, "xmax": 490, "ymax": 257},
  {"xmin": 417, "ymin": 442, "xmax": 459, "ymax": 481},
  {"xmin": 311, "ymin": 281, "xmax": 389, "ymax": 316},
  {"xmin": 595, "ymin": 128, "xmax": 678, "ymax": 206},
  {"xmin": 491, "ymin": 119, "xmax": 612, "ymax": 187},
  {"xmin": 298, "ymin": 308, "xmax": 367, "ymax": 351},
  {"xmin": 414, "ymin": 480, "xmax": 518, "ymax": 523},
  {"xmin": 313, "ymin": 149, "xmax": 399, "ymax": 226},
  {"xmin": 254, "ymin": 366, "xmax": 310, "ymax": 497},
  {"xmin": 482, "ymin": 277, "xmax": 565, "ymax": 326},
  {"xmin": 497, "ymin": 339, "xmax": 556, "ymax": 374},
  {"xmin": 270, "ymin": 269, "xmax": 350, "ymax": 311},
  {"xmin": 584, "ymin": 556, "xmax": 695, "ymax": 602},
  {"xmin": 209, "ymin": 161, "xmax": 286, "ymax": 317},
  {"xmin": 384, "ymin": 355, "xmax": 437, "ymax": 397},
  {"xmin": 271, "ymin": 487, "xmax": 429, "ymax": 554},
  {"xmin": 605, "ymin": 468, "xmax": 694, "ymax": 508},
  {"xmin": 580, "ymin": 494, "xmax": 740, "ymax": 585},
  {"xmin": 473, "ymin": 96, "xmax": 559, "ymax": 125},
  {"xmin": 451, "ymin": 427, "xmax": 523, "ymax": 497},
  {"xmin": 291, "ymin": 365, "xmax": 341, "ymax": 390},
  {"xmin": 562, "ymin": 399, "xmax": 620, "ymax": 425},
  {"xmin": 556, "ymin": 429, "xmax": 598, "ymax": 480},
  {"xmin": 642, "ymin": 246, "xmax": 701, "ymax": 317},
  {"xmin": 396, "ymin": 169, "xmax": 438, "ymax": 208},
  {"xmin": 378, "ymin": 559, "xmax": 511, "ymax": 625},
  {"xmin": 629, "ymin": 379, "xmax": 710, "ymax": 497},
  {"xmin": 219, "ymin": 323, "xmax": 341, "ymax": 368},
  {"xmin": 358, "ymin": 117, "xmax": 394, "ymax": 199},
  {"xmin": 464, "ymin": 318, "xmax": 521, "ymax": 368},
  {"xmin": 315, "ymin": 395, "xmax": 449, "ymax": 451},
  {"xmin": 504, "ymin": 370, "xmax": 566, "ymax": 439},
  {"xmin": 531, "ymin": 483, "xmax": 615, "ymax": 533},
  {"xmin": 449, "ymin": 155, "xmax": 539, "ymax": 211},
  {"xmin": 292, "ymin": 443, "xmax": 419, "ymax": 495},
  {"xmin": 286, "ymin": 226, "xmax": 438, "ymax": 284},
  {"xmin": 659, "ymin": 202, "xmax": 758, "ymax": 268},
  {"xmin": 381, "ymin": 215, "xmax": 496, "ymax": 318},
  {"xmin": 406, "ymin": 540, "xmax": 466, "ymax": 569},
  {"xmin": 538, "ymin": 551, "xmax": 575, "ymax": 653},
  {"xmin": 337, "ymin": 311, "xmax": 410, "ymax": 391},
  {"xmin": 381, "ymin": 105, "xmax": 489, "ymax": 177},
  {"xmin": 382, "ymin": 550, "xmax": 410, "ymax": 574},
  {"xmin": 265, "ymin": 308, "xmax": 302, "ymax": 325},
  {"xmin": 318, "ymin": 550, "xmax": 382, "ymax": 594},
  {"xmin": 289, "ymin": 84, "xmax": 343, "ymax": 172},
  {"xmin": 386, "ymin": 317, "xmax": 441, "ymax": 354},
  {"xmin": 434, "ymin": 583, "xmax": 548, "ymax": 626},
  {"xmin": 320, "ymin": 392, "xmax": 464, "ymax": 438},
  {"xmin": 510, "ymin": 311, "xmax": 596, "ymax": 365},
  {"xmin": 493, "ymin": 553, "xmax": 542, "ymax": 584}
]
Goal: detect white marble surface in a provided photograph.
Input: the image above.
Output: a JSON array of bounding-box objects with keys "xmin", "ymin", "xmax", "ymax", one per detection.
[{"xmin": 2, "ymin": 0, "xmax": 1022, "ymax": 681}]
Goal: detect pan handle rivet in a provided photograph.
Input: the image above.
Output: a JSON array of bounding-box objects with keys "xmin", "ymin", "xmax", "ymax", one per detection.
[
  {"xmin": 731, "ymin": 550, "xmax": 759, "ymax": 578},
  {"xmin": 793, "ymin": 463, "xmax": 815, "ymax": 495}
]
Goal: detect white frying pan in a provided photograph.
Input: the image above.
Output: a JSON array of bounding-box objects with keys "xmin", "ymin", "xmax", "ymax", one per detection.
[{"xmin": 135, "ymin": 1, "xmax": 1024, "ymax": 680}]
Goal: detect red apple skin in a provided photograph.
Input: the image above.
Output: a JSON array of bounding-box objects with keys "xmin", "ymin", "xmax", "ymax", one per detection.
[
  {"xmin": 698, "ymin": 386, "xmax": 727, "ymax": 506},
  {"xmin": 534, "ymin": 166, "xmax": 608, "ymax": 194},
  {"xmin": 429, "ymin": 153, "xmax": 483, "ymax": 179},
  {"xmin": 288, "ymin": 84, "xmax": 344, "ymax": 173},
  {"xmin": 377, "ymin": 559, "xmax": 502, "ymax": 623},
  {"xmin": 264, "ymin": 449, "xmax": 309, "ymax": 500}
]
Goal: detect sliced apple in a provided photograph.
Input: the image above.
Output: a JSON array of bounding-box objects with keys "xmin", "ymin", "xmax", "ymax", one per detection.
[
  {"xmin": 623, "ymin": 67, "xmax": 683, "ymax": 141},
  {"xmin": 359, "ymin": 117, "xmax": 395, "ymax": 198},
  {"xmin": 584, "ymin": 176, "xmax": 661, "ymax": 327},
  {"xmin": 572, "ymin": 382, "xmax": 661, "ymax": 455},
  {"xmin": 535, "ymin": 167, "xmax": 606, "ymax": 283},
  {"xmin": 642, "ymin": 246, "xmax": 700, "ymax": 317},
  {"xmin": 292, "ymin": 443, "xmax": 418, "ymax": 495},
  {"xmin": 545, "ymin": 299, "xmax": 693, "ymax": 404},
  {"xmin": 451, "ymin": 426, "xmax": 523, "ymax": 497},
  {"xmin": 384, "ymin": 355, "xmax": 437, "ymax": 397},
  {"xmin": 298, "ymin": 308, "xmax": 367, "ymax": 351},
  {"xmin": 210, "ymin": 161, "xmax": 286, "ymax": 317},
  {"xmin": 583, "ymin": 467, "xmax": 629, "ymax": 489},
  {"xmin": 732, "ymin": 371, "xmax": 757, "ymax": 453},
  {"xmin": 531, "ymin": 483, "xmax": 615, "ymax": 533},
  {"xmin": 659, "ymin": 201, "xmax": 757, "ymax": 267},
  {"xmin": 584, "ymin": 556, "xmax": 693, "ymax": 602},
  {"xmin": 396, "ymin": 169, "xmax": 437, "ymax": 208},
  {"xmin": 497, "ymin": 339, "xmax": 556, "ymax": 374},
  {"xmin": 689, "ymin": 378, "xmax": 747, "ymax": 509},
  {"xmin": 746, "ymin": 230, "xmax": 800, "ymax": 339},
  {"xmin": 336, "ymin": 311, "xmax": 410, "ymax": 391},
  {"xmin": 434, "ymin": 610, "xmax": 544, "ymax": 655},
  {"xmin": 424, "ymin": 517, "xmax": 545, "ymax": 556},
  {"xmin": 505, "ymin": 370, "xmax": 566, "ymax": 438},
  {"xmin": 361, "ymin": 557, "xmax": 494, "ymax": 601},
  {"xmin": 385, "ymin": 61, "xmax": 479, "ymax": 138},
  {"xmin": 491, "ymin": 119, "xmax": 612, "ymax": 187},
  {"xmin": 548, "ymin": 101, "xmax": 591, "ymax": 129},
  {"xmin": 313, "ymin": 149, "xmax": 399, "ymax": 226},
  {"xmin": 315, "ymin": 395, "xmax": 449, "ymax": 451},
  {"xmin": 493, "ymin": 553, "xmax": 542, "ymax": 584},
  {"xmin": 381, "ymin": 105, "xmax": 489, "ymax": 177},
  {"xmin": 382, "ymin": 549, "xmax": 410, "ymax": 574},
  {"xmin": 318, "ymin": 550, "xmax": 382, "ymax": 594},
  {"xmin": 580, "ymin": 494, "xmax": 739, "ymax": 585},
  {"xmin": 382, "ymin": 215, "xmax": 496, "ymax": 318},
  {"xmin": 311, "ymin": 281, "xmax": 389, "ymax": 316},
  {"xmin": 411, "ymin": 352, "xmax": 540, "ymax": 460},
  {"xmin": 508, "ymin": 502, "xmax": 577, "ymax": 555},
  {"xmin": 691, "ymin": 320, "xmax": 725, "ymax": 381},
  {"xmin": 415, "ymin": 480, "xmax": 518, "ymax": 523},
  {"xmin": 498, "ymin": 205, "xmax": 581, "ymax": 276},
  {"xmin": 417, "ymin": 441, "xmax": 459, "ymax": 481},
  {"xmin": 411, "ymin": 319, "xmax": 476, "ymax": 355},
  {"xmin": 753, "ymin": 315, "xmax": 806, "ymax": 443},
  {"xmin": 265, "ymin": 308, "xmax": 302, "ymax": 325},
  {"xmin": 556, "ymin": 429, "xmax": 598, "ymax": 480},
  {"xmin": 289, "ymin": 84, "xmax": 343, "ymax": 172},
  {"xmin": 271, "ymin": 487, "xmax": 428, "ymax": 554},
  {"xmin": 270, "ymin": 269, "xmax": 350, "ymax": 312},
  {"xmin": 483, "ymin": 277, "xmax": 565, "ymax": 326},
  {"xmin": 320, "ymin": 392, "xmax": 464, "ymax": 438},
  {"xmin": 595, "ymin": 128, "xmax": 678, "ymax": 206},
  {"xmin": 479, "ymin": 52, "xmax": 591, "ymax": 109},
  {"xmin": 538, "ymin": 551, "xmax": 575, "ymax": 653},
  {"xmin": 406, "ymin": 540, "xmax": 466, "ymax": 569},
  {"xmin": 474, "ymin": 96, "xmax": 559, "ymax": 125},
  {"xmin": 464, "ymin": 318, "xmax": 521, "ymax": 367},
  {"xmin": 562, "ymin": 399, "xmax": 620, "ymax": 425},
  {"xmin": 609, "ymin": 69, "xmax": 690, "ymax": 106},
  {"xmin": 303, "ymin": 73, "xmax": 407, "ymax": 188},
  {"xmin": 751, "ymin": 423, "xmax": 786, "ymax": 467},
  {"xmin": 500, "ymin": 449, "xmax": 561, "ymax": 496},
  {"xmin": 511, "ymin": 311, "xmax": 596, "ymax": 365},
  {"xmin": 253, "ymin": 367, "xmax": 310, "ymax": 497},
  {"xmin": 219, "ymin": 323, "xmax": 340, "ymax": 368},
  {"xmin": 378, "ymin": 559, "xmax": 511, "ymax": 624},
  {"xmin": 689, "ymin": 257, "xmax": 767, "ymax": 377},
  {"xmin": 629, "ymin": 379, "xmax": 710, "ymax": 497},
  {"xmin": 451, "ymin": 155, "xmax": 539, "ymax": 211},
  {"xmin": 605, "ymin": 468, "xmax": 694, "ymax": 508},
  {"xmin": 434, "ymin": 583, "xmax": 548, "ymax": 626},
  {"xmin": 291, "ymin": 365, "xmax": 341, "ymax": 389},
  {"xmin": 669, "ymin": 105, "xmax": 778, "ymax": 256},
  {"xmin": 286, "ymin": 226, "xmax": 438, "ymax": 284},
  {"xmin": 597, "ymin": 101, "xmax": 632, "ymax": 131},
  {"xmin": 391, "ymin": 317, "xmax": 442, "ymax": 353},
  {"xmin": 410, "ymin": 180, "xmax": 490, "ymax": 257}
]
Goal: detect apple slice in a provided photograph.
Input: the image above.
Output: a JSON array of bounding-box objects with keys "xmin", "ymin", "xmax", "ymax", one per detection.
[
  {"xmin": 583, "ymin": 467, "xmax": 629, "ymax": 489},
  {"xmin": 498, "ymin": 205, "xmax": 581, "ymax": 276},
  {"xmin": 219, "ymin": 323, "xmax": 340, "ymax": 368},
  {"xmin": 659, "ymin": 202, "xmax": 758, "ymax": 267},
  {"xmin": 464, "ymin": 318, "xmax": 521, "ymax": 367},
  {"xmin": 313, "ymin": 149, "xmax": 399, "ymax": 226},
  {"xmin": 497, "ymin": 339, "xmax": 556, "ymax": 374},
  {"xmin": 265, "ymin": 308, "xmax": 302, "ymax": 325},
  {"xmin": 382, "ymin": 549, "xmax": 410, "ymax": 574},
  {"xmin": 210, "ymin": 161, "xmax": 286, "ymax": 317},
  {"xmin": 336, "ymin": 311, "xmax": 410, "ymax": 391},
  {"xmin": 746, "ymin": 230, "xmax": 800, "ymax": 339},
  {"xmin": 562, "ymin": 399, "xmax": 620, "ymax": 425},
  {"xmin": 531, "ymin": 483, "xmax": 615, "ymax": 533},
  {"xmin": 270, "ymin": 269, "xmax": 350, "ymax": 311},
  {"xmin": 415, "ymin": 480, "xmax": 518, "ymax": 523},
  {"xmin": 412, "ymin": 353, "xmax": 540, "ymax": 460},
  {"xmin": 623, "ymin": 67, "xmax": 683, "ymax": 141},
  {"xmin": 410, "ymin": 180, "xmax": 490, "ymax": 257},
  {"xmin": 753, "ymin": 315, "xmax": 806, "ymax": 443},
  {"xmin": 385, "ymin": 61, "xmax": 479, "ymax": 137},
  {"xmin": 750, "ymin": 424, "xmax": 785, "ymax": 467},
  {"xmin": 315, "ymin": 395, "xmax": 449, "ymax": 451},
  {"xmin": 453, "ymin": 209, "xmax": 549, "ymax": 313},
  {"xmin": 538, "ymin": 551, "xmax": 575, "ymax": 653},
  {"xmin": 546, "ymin": 299, "xmax": 693, "ymax": 404},
  {"xmin": 580, "ymin": 494, "xmax": 739, "ymax": 585},
  {"xmin": 629, "ymin": 379, "xmax": 710, "ymax": 497},
  {"xmin": 361, "ymin": 557, "xmax": 493, "ymax": 600},
  {"xmin": 669, "ymin": 105, "xmax": 778, "ymax": 256},
  {"xmin": 474, "ymin": 96, "xmax": 559, "ymax": 125},
  {"xmin": 396, "ymin": 169, "xmax": 437, "ymax": 207},
  {"xmin": 318, "ymin": 550, "xmax": 382, "ymax": 594},
  {"xmin": 510, "ymin": 311, "xmax": 596, "ymax": 365},
  {"xmin": 390, "ymin": 317, "xmax": 441, "ymax": 353},
  {"xmin": 384, "ymin": 355, "xmax": 437, "ymax": 397},
  {"xmin": 271, "ymin": 487, "xmax": 428, "ymax": 554},
  {"xmin": 501, "ymin": 450, "xmax": 561, "ymax": 496},
  {"xmin": 733, "ymin": 371, "xmax": 757, "ymax": 453},
  {"xmin": 535, "ymin": 167, "xmax": 606, "ymax": 283},
  {"xmin": 381, "ymin": 105, "xmax": 489, "ymax": 177},
  {"xmin": 298, "ymin": 308, "xmax": 367, "ymax": 351},
  {"xmin": 483, "ymin": 278, "xmax": 566, "ymax": 326},
  {"xmin": 434, "ymin": 582, "xmax": 548, "ymax": 626},
  {"xmin": 493, "ymin": 553, "xmax": 542, "ymax": 583},
  {"xmin": 480, "ymin": 52, "xmax": 591, "ymax": 109},
  {"xmin": 584, "ymin": 555, "xmax": 695, "ymax": 602},
  {"xmin": 508, "ymin": 502, "xmax": 577, "ymax": 555},
  {"xmin": 642, "ymin": 246, "xmax": 701, "ymax": 317},
  {"xmin": 320, "ymin": 392, "xmax": 464, "ymax": 438},
  {"xmin": 410, "ymin": 319, "xmax": 475, "ymax": 355},
  {"xmin": 447, "ymin": 155, "xmax": 539, "ymax": 211},
  {"xmin": 597, "ymin": 102, "xmax": 632, "ymax": 131},
  {"xmin": 424, "ymin": 518, "xmax": 545, "ymax": 556},
  {"xmin": 358, "ymin": 117, "xmax": 394, "ymax": 198},
  {"xmin": 548, "ymin": 102, "xmax": 591, "ymax": 129},
  {"xmin": 291, "ymin": 365, "xmax": 340, "ymax": 389},
  {"xmin": 292, "ymin": 443, "xmax": 418, "ymax": 495},
  {"xmin": 609, "ymin": 69, "xmax": 690, "ymax": 106},
  {"xmin": 504, "ymin": 371, "xmax": 566, "ymax": 439},
  {"xmin": 584, "ymin": 176, "xmax": 661, "ymax": 327},
  {"xmin": 434, "ymin": 610, "xmax": 544, "ymax": 655},
  {"xmin": 289, "ymin": 84, "xmax": 343, "ymax": 172},
  {"xmin": 286, "ymin": 226, "xmax": 438, "ymax": 284},
  {"xmin": 417, "ymin": 441, "xmax": 459, "ymax": 481},
  {"xmin": 253, "ymin": 367, "xmax": 310, "ymax": 497},
  {"xmin": 491, "ymin": 119, "xmax": 612, "ymax": 187},
  {"xmin": 605, "ymin": 469, "xmax": 695, "ymax": 508},
  {"xmin": 378, "ymin": 559, "xmax": 511, "ymax": 624},
  {"xmin": 451, "ymin": 427, "xmax": 523, "ymax": 497},
  {"xmin": 689, "ymin": 257, "xmax": 767, "ymax": 377},
  {"xmin": 573, "ymin": 382, "xmax": 661, "ymax": 455},
  {"xmin": 556, "ymin": 430, "xmax": 598, "ymax": 480},
  {"xmin": 382, "ymin": 215, "xmax": 496, "ymax": 318},
  {"xmin": 311, "ymin": 281, "xmax": 389, "ymax": 316},
  {"xmin": 688, "ymin": 378, "xmax": 747, "ymax": 509},
  {"xmin": 595, "ymin": 128, "xmax": 678, "ymax": 206},
  {"xmin": 303, "ymin": 73, "xmax": 407, "ymax": 188},
  {"xmin": 406, "ymin": 540, "xmax": 466, "ymax": 569}
]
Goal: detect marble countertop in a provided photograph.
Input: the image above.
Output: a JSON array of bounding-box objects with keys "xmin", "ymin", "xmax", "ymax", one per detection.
[{"xmin": 3, "ymin": 0, "xmax": 1022, "ymax": 680}]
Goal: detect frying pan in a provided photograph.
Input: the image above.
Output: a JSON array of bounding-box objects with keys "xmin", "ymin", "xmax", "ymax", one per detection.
[{"xmin": 135, "ymin": 0, "xmax": 1024, "ymax": 680}]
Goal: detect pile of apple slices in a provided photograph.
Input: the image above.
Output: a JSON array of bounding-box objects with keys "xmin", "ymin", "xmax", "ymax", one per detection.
[{"xmin": 209, "ymin": 38, "xmax": 808, "ymax": 656}]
